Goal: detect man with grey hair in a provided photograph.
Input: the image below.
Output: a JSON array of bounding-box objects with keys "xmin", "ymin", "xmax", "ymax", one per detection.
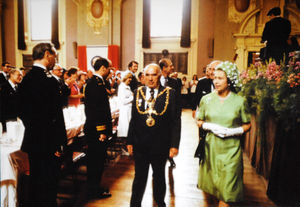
[
  {"xmin": 127, "ymin": 63, "xmax": 181, "ymax": 207},
  {"xmin": 51, "ymin": 63, "xmax": 71, "ymax": 108},
  {"xmin": 192, "ymin": 60, "xmax": 222, "ymax": 118}
]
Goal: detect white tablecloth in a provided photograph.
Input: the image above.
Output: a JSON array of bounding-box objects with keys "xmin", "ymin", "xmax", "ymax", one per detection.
[
  {"xmin": 0, "ymin": 120, "xmax": 25, "ymax": 207},
  {"xmin": 0, "ymin": 103, "xmax": 118, "ymax": 207}
]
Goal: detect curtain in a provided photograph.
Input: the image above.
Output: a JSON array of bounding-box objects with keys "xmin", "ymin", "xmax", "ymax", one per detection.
[
  {"xmin": 77, "ymin": 45, "xmax": 87, "ymax": 72},
  {"xmin": 180, "ymin": 0, "xmax": 191, "ymax": 48},
  {"xmin": 18, "ymin": 0, "xmax": 26, "ymax": 50},
  {"xmin": 51, "ymin": 0, "xmax": 60, "ymax": 49},
  {"xmin": 108, "ymin": 45, "xmax": 120, "ymax": 69},
  {"xmin": 142, "ymin": 0, "xmax": 151, "ymax": 48}
]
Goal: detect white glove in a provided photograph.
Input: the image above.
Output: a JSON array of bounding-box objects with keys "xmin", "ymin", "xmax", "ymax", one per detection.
[
  {"xmin": 202, "ymin": 122, "xmax": 223, "ymax": 131},
  {"xmin": 223, "ymin": 127, "xmax": 244, "ymax": 137},
  {"xmin": 202, "ymin": 122, "xmax": 227, "ymax": 138}
]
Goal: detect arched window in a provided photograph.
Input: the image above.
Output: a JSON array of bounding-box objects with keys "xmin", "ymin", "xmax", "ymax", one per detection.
[{"xmin": 150, "ymin": 0, "xmax": 183, "ymax": 38}]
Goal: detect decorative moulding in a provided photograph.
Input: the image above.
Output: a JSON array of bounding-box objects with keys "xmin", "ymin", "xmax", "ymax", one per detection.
[
  {"xmin": 228, "ymin": 0, "xmax": 257, "ymax": 23},
  {"xmin": 86, "ymin": 0, "xmax": 109, "ymax": 35}
]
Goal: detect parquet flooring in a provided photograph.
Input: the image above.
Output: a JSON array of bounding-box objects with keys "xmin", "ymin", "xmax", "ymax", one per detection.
[{"xmin": 58, "ymin": 109, "xmax": 276, "ymax": 207}]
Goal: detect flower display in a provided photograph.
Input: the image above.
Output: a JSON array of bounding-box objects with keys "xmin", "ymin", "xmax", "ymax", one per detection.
[{"xmin": 239, "ymin": 57, "xmax": 300, "ymax": 121}]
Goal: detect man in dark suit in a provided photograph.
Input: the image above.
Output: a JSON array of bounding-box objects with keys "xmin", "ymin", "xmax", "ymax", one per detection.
[
  {"xmin": 0, "ymin": 61, "xmax": 11, "ymax": 86},
  {"xmin": 192, "ymin": 60, "xmax": 221, "ymax": 118},
  {"xmin": 51, "ymin": 63, "xmax": 71, "ymax": 108},
  {"xmin": 159, "ymin": 58, "xmax": 181, "ymax": 167},
  {"xmin": 127, "ymin": 60, "xmax": 139, "ymax": 92},
  {"xmin": 18, "ymin": 42, "xmax": 67, "ymax": 207},
  {"xmin": 84, "ymin": 57, "xmax": 112, "ymax": 199},
  {"xmin": 262, "ymin": 7, "xmax": 291, "ymax": 64},
  {"xmin": 0, "ymin": 69, "xmax": 23, "ymax": 132},
  {"xmin": 127, "ymin": 63, "xmax": 181, "ymax": 207}
]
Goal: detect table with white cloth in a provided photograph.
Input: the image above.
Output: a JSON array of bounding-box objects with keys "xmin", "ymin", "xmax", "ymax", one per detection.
[
  {"xmin": 0, "ymin": 101, "xmax": 119, "ymax": 207},
  {"xmin": 0, "ymin": 105, "xmax": 86, "ymax": 207},
  {"xmin": 0, "ymin": 120, "xmax": 25, "ymax": 207}
]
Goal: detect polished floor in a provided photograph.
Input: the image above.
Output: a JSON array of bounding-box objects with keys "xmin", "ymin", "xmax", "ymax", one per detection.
[{"xmin": 58, "ymin": 109, "xmax": 276, "ymax": 207}]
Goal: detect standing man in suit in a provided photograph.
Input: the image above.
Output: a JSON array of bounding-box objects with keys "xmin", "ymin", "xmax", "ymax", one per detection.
[
  {"xmin": 262, "ymin": 7, "xmax": 291, "ymax": 64},
  {"xmin": 127, "ymin": 64, "xmax": 181, "ymax": 207},
  {"xmin": 18, "ymin": 42, "xmax": 67, "ymax": 207},
  {"xmin": 127, "ymin": 60, "xmax": 139, "ymax": 92},
  {"xmin": 51, "ymin": 63, "xmax": 71, "ymax": 108},
  {"xmin": 84, "ymin": 57, "xmax": 112, "ymax": 199},
  {"xmin": 0, "ymin": 61, "xmax": 11, "ymax": 86},
  {"xmin": 192, "ymin": 60, "xmax": 221, "ymax": 118},
  {"xmin": 0, "ymin": 69, "xmax": 23, "ymax": 132},
  {"xmin": 159, "ymin": 58, "xmax": 181, "ymax": 167}
]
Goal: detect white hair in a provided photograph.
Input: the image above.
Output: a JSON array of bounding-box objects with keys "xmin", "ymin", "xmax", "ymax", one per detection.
[
  {"xmin": 143, "ymin": 63, "xmax": 161, "ymax": 75},
  {"xmin": 208, "ymin": 60, "xmax": 222, "ymax": 68}
]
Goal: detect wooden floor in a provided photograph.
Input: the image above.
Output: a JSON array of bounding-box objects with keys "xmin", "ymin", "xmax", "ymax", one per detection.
[{"xmin": 58, "ymin": 109, "xmax": 276, "ymax": 207}]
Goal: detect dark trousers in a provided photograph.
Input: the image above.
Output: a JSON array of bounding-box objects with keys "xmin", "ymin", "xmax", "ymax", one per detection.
[
  {"xmin": 130, "ymin": 152, "xmax": 167, "ymax": 207},
  {"xmin": 87, "ymin": 138, "xmax": 107, "ymax": 194},
  {"xmin": 28, "ymin": 153, "xmax": 61, "ymax": 207}
]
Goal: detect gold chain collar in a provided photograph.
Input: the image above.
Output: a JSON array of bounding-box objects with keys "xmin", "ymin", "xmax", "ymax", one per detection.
[{"xmin": 136, "ymin": 87, "xmax": 170, "ymax": 116}]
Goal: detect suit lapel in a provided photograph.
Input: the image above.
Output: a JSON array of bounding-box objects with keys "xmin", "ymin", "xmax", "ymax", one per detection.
[{"xmin": 154, "ymin": 86, "xmax": 166, "ymax": 113}]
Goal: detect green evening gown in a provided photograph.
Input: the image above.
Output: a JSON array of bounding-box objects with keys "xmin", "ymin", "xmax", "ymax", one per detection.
[{"xmin": 196, "ymin": 91, "xmax": 251, "ymax": 202}]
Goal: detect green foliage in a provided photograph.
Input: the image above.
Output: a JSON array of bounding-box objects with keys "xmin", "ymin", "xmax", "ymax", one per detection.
[{"xmin": 239, "ymin": 57, "xmax": 300, "ymax": 122}]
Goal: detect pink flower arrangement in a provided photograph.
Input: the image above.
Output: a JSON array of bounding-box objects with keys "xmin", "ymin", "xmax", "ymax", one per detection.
[{"xmin": 265, "ymin": 61, "xmax": 283, "ymax": 82}]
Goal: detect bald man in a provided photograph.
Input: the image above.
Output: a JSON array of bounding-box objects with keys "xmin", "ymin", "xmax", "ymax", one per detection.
[{"xmin": 127, "ymin": 64, "xmax": 181, "ymax": 207}]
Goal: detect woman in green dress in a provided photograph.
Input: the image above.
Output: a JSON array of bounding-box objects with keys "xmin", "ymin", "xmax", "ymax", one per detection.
[{"xmin": 196, "ymin": 61, "xmax": 251, "ymax": 207}]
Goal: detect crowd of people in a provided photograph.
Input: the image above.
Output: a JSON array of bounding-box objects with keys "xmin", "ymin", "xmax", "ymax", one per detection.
[{"xmin": 0, "ymin": 6, "xmax": 298, "ymax": 206}]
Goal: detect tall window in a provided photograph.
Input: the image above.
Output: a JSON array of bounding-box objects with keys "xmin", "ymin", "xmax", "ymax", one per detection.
[
  {"xmin": 29, "ymin": 0, "xmax": 52, "ymax": 40},
  {"xmin": 150, "ymin": 0, "xmax": 183, "ymax": 38}
]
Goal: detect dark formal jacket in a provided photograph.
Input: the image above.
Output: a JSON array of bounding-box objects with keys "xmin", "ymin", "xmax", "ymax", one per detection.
[
  {"xmin": 84, "ymin": 75, "xmax": 112, "ymax": 139},
  {"xmin": 56, "ymin": 77, "xmax": 70, "ymax": 108},
  {"xmin": 192, "ymin": 77, "xmax": 214, "ymax": 110},
  {"xmin": 262, "ymin": 17, "xmax": 291, "ymax": 49},
  {"xmin": 166, "ymin": 76, "xmax": 182, "ymax": 116},
  {"xmin": 0, "ymin": 81, "xmax": 19, "ymax": 123},
  {"xmin": 127, "ymin": 86, "xmax": 181, "ymax": 156},
  {"xmin": 18, "ymin": 66, "xmax": 67, "ymax": 155},
  {"xmin": 129, "ymin": 74, "xmax": 138, "ymax": 92},
  {"xmin": 0, "ymin": 72, "xmax": 7, "ymax": 86}
]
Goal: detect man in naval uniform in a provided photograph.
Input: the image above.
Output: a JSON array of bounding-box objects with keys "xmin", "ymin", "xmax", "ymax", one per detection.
[
  {"xmin": 127, "ymin": 63, "xmax": 181, "ymax": 207},
  {"xmin": 84, "ymin": 57, "xmax": 112, "ymax": 199}
]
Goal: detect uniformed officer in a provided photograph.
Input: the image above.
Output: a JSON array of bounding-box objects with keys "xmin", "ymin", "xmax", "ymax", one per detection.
[{"xmin": 84, "ymin": 57, "xmax": 112, "ymax": 199}]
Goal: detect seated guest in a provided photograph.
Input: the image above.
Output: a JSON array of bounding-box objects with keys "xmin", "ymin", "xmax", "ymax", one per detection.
[
  {"xmin": 51, "ymin": 64, "xmax": 71, "ymax": 108},
  {"xmin": 67, "ymin": 67, "xmax": 84, "ymax": 107},
  {"xmin": 117, "ymin": 72, "xmax": 133, "ymax": 151},
  {"xmin": 0, "ymin": 69, "xmax": 23, "ymax": 132}
]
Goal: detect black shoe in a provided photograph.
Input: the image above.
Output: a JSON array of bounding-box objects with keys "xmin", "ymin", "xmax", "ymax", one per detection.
[{"xmin": 169, "ymin": 159, "xmax": 176, "ymax": 168}]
